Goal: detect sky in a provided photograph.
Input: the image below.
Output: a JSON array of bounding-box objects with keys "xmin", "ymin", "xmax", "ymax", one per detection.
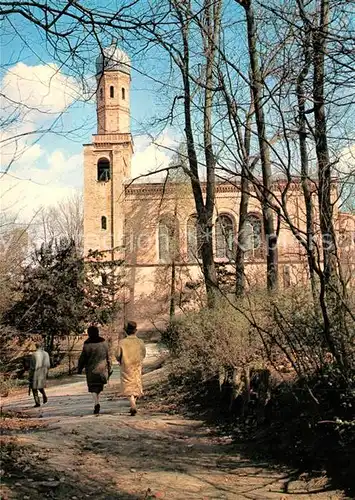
[
  {"xmin": 1, "ymin": 2, "xmax": 354, "ymax": 222},
  {"xmin": 0, "ymin": 9, "xmax": 180, "ymax": 222}
]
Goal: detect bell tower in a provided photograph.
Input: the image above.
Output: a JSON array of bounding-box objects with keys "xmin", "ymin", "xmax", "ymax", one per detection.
[
  {"xmin": 96, "ymin": 44, "xmax": 131, "ymax": 135},
  {"xmin": 83, "ymin": 43, "xmax": 133, "ymax": 257}
]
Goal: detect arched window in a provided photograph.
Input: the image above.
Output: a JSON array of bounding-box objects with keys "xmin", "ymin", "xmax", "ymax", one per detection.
[
  {"xmin": 244, "ymin": 213, "xmax": 262, "ymax": 258},
  {"xmin": 101, "ymin": 273, "xmax": 107, "ymax": 286},
  {"xmin": 110, "ymin": 86, "xmax": 114, "ymax": 98},
  {"xmin": 158, "ymin": 215, "xmax": 179, "ymax": 263},
  {"xmin": 215, "ymin": 214, "xmax": 235, "ymax": 259},
  {"xmin": 97, "ymin": 158, "xmax": 110, "ymax": 182},
  {"xmin": 187, "ymin": 214, "xmax": 202, "ymax": 261},
  {"xmin": 122, "ymin": 87, "xmax": 125, "ymax": 100},
  {"xmin": 99, "ymin": 88, "xmax": 103, "ymax": 100},
  {"xmin": 101, "ymin": 216, "xmax": 107, "ymax": 230}
]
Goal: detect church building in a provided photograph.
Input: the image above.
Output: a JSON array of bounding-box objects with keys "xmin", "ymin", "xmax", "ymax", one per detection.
[{"xmin": 83, "ymin": 43, "xmax": 354, "ymax": 324}]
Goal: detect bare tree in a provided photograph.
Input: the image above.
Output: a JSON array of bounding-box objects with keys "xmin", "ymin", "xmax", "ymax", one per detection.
[
  {"xmin": 34, "ymin": 193, "xmax": 83, "ymax": 253},
  {"xmin": 311, "ymin": 0, "xmax": 339, "ymax": 295},
  {"xmin": 0, "ymin": 215, "xmax": 29, "ymax": 314},
  {"xmin": 249, "ymin": 0, "xmax": 355, "ymax": 369},
  {"xmin": 235, "ymin": 0, "xmax": 279, "ymax": 292},
  {"xmin": 296, "ymin": 0, "xmax": 318, "ymax": 304},
  {"xmin": 134, "ymin": 1, "xmax": 223, "ymax": 306}
]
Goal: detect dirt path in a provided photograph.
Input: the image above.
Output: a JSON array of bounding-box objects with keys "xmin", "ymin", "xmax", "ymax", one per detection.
[{"xmin": 1, "ymin": 345, "xmax": 348, "ymax": 500}]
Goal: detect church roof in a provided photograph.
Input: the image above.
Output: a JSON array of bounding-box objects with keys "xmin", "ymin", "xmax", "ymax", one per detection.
[{"xmin": 96, "ymin": 43, "xmax": 131, "ymax": 75}]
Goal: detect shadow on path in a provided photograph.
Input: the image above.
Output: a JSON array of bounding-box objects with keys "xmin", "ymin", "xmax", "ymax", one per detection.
[{"xmin": 1, "ymin": 363, "xmax": 348, "ymax": 499}]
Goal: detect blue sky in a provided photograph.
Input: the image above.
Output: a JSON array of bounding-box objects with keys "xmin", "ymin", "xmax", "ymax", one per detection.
[
  {"xmin": 1, "ymin": 10, "xmax": 167, "ymax": 142},
  {"xmin": 1, "ymin": 2, "xmax": 353, "ymax": 220},
  {"xmin": 0, "ymin": 8, "xmax": 180, "ymax": 220},
  {"xmin": 0, "ymin": 0, "xmax": 247, "ymax": 221}
]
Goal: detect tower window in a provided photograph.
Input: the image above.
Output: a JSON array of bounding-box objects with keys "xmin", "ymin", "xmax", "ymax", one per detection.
[
  {"xmin": 101, "ymin": 273, "xmax": 107, "ymax": 286},
  {"xmin": 101, "ymin": 216, "xmax": 107, "ymax": 230},
  {"xmin": 122, "ymin": 87, "xmax": 125, "ymax": 100},
  {"xmin": 99, "ymin": 88, "xmax": 103, "ymax": 100},
  {"xmin": 97, "ymin": 158, "xmax": 110, "ymax": 182},
  {"xmin": 110, "ymin": 86, "xmax": 114, "ymax": 98}
]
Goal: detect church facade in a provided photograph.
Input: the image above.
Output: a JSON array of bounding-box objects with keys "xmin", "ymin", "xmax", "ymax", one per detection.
[{"xmin": 83, "ymin": 44, "xmax": 355, "ymax": 324}]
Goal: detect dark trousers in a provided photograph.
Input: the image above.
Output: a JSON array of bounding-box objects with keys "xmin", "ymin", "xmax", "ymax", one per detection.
[{"xmin": 32, "ymin": 388, "xmax": 47, "ymax": 405}]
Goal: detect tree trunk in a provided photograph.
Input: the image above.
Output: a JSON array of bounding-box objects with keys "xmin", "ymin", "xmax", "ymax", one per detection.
[
  {"xmin": 312, "ymin": 0, "xmax": 338, "ymax": 295},
  {"xmin": 296, "ymin": 2, "xmax": 318, "ymax": 304},
  {"xmin": 312, "ymin": 0, "xmax": 348, "ymax": 368},
  {"xmin": 169, "ymin": 259, "xmax": 176, "ymax": 321},
  {"xmin": 235, "ymin": 177, "xmax": 250, "ymax": 297},
  {"xmin": 238, "ymin": 0, "xmax": 278, "ymax": 291},
  {"xmin": 169, "ymin": 204, "xmax": 177, "ymax": 321},
  {"xmin": 181, "ymin": 51, "xmax": 218, "ymax": 307},
  {"xmin": 202, "ymin": 0, "xmax": 222, "ymax": 306},
  {"xmin": 177, "ymin": 1, "xmax": 220, "ymax": 307},
  {"xmin": 218, "ymin": 58, "xmax": 254, "ymax": 297},
  {"xmin": 235, "ymin": 104, "xmax": 253, "ymax": 297}
]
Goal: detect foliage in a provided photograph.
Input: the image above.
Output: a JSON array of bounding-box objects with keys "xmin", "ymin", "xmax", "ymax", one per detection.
[
  {"xmin": 257, "ymin": 367, "xmax": 355, "ymax": 495},
  {"xmin": 250, "ymin": 288, "xmax": 355, "ymax": 379},
  {"xmin": 2, "ymin": 239, "xmax": 124, "ymax": 355},
  {"xmin": 0, "ymin": 222, "xmax": 29, "ymax": 315},
  {"xmin": 0, "ymin": 325, "xmax": 32, "ymax": 377},
  {"xmin": 0, "ymin": 372, "xmax": 23, "ymax": 398},
  {"xmin": 163, "ymin": 288, "xmax": 353, "ymax": 383},
  {"xmin": 84, "ymin": 248, "xmax": 124, "ymax": 325},
  {"xmin": 161, "ymin": 288, "xmax": 355, "ymax": 494},
  {"xmin": 163, "ymin": 300, "xmax": 265, "ymax": 382}
]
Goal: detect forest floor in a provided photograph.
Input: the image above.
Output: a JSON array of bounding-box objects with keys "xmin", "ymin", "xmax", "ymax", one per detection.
[{"xmin": 0, "ymin": 344, "xmax": 349, "ymax": 500}]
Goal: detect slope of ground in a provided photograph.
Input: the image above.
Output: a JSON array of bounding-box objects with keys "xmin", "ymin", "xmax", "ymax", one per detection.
[{"xmin": 0, "ymin": 344, "xmax": 348, "ymax": 500}]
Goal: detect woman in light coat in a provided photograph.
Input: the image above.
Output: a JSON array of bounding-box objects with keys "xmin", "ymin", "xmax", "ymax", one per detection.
[
  {"xmin": 116, "ymin": 321, "xmax": 146, "ymax": 416},
  {"xmin": 29, "ymin": 341, "xmax": 51, "ymax": 407},
  {"xmin": 78, "ymin": 326, "xmax": 111, "ymax": 415}
]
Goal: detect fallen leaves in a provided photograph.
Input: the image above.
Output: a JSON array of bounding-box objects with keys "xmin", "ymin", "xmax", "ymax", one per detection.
[{"xmin": 1, "ymin": 410, "xmax": 47, "ymax": 433}]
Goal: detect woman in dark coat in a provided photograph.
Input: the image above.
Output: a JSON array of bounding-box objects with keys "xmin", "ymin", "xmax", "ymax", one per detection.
[{"xmin": 78, "ymin": 326, "xmax": 111, "ymax": 414}]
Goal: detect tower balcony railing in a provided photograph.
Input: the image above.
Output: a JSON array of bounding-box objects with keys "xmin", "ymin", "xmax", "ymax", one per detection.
[{"xmin": 93, "ymin": 133, "xmax": 131, "ymax": 144}]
